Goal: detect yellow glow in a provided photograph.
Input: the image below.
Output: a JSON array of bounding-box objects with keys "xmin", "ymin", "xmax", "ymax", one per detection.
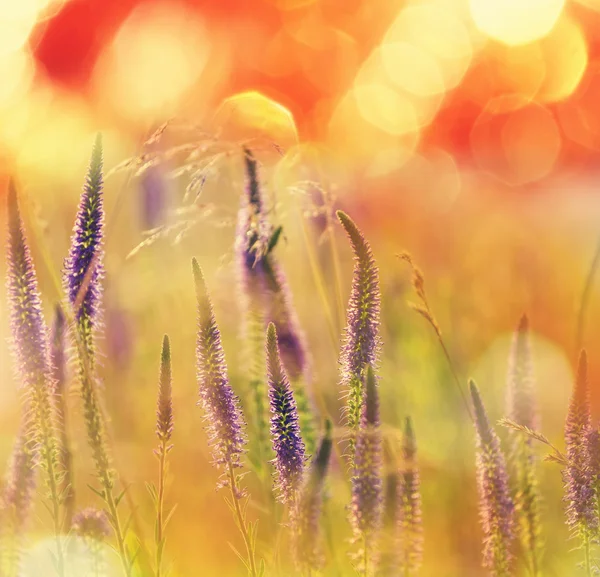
[
  {"xmin": 273, "ymin": 142, "xmax": 345, "ymax": 195},
  {"xmin": 537, "ymin": 16, "xmax": 588, "ymax": 102},
  {"xmin": 0, "ymin": 0, "xmax": 39, "ymax": 55},
  {"xmin": 354, "ymin": 83, "xmax": 419, "ymax": 136},
  {"xmin": 471, "ymin": 331, "xmax": 572, "ymax": 417},
  {"xmin": 0, "ymin": 50, "xmax": 34, "ymax": 108},
  {"xmin": 470, "ymin": 0, "xmax": 565, "ymax": 45},
  {"xmin": 385, "ymin": 3, "xmax": 474, "ymax": 90},
  {"xmin": 96, "ymin": 1, "xmax": 210, "ymax": 120},
  {"xmin": 381, "ymin": 41, "xmax": 445, "ymax": 97},
  {"xmin": 213, "ymin": 91, "xmax": 298, "ymax": 148},
  {"xmin": 328, "ymin": 90, "xmax": 420, "ymax": 168},
  {"xmin": 574, "ymin": 0, "xmax": 600, "ymax": 9},
  {"xmin": 355, "ymin": 48, "xmax": 443, "ymax": 129},
  {"xmin": 22, "ymin": 537, "xmax": 120, "ymax": 577}
]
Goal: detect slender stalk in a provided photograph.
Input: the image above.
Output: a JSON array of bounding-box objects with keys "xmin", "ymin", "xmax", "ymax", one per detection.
[
  {"xmin": 227, "ymin": 462, "xmax": 258, "ymax": 577},
  {"xmin": 362, "ymin": 534, "xmax": 369, "ymax": 577},
  {"xmin": 295, "ymin": 204, "xmax": 338, "ymax": 351},
  {"xmin": 32, "ymin": 383, "xmax": 65, "ymax": 577},
  {"xmin": 576, "ymin": 235, "xmax": 600, "ymax": 353},
  {"xmin": 103, "ymin": 480, "xmax": 131, "ymax": 577},
  {"xmin": 584, "ymin": 532, "xmax": 592, "ymax": 577},
  {"xmin": 79, "ymin": 363, "xmax": 131, "ymax": 577},
  {"xmin": 155, "ymin": 441, "xmax": 167, "ymax": 577}
]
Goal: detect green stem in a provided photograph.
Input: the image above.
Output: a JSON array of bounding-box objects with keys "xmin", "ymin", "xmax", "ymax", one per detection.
[
  {"xmin": 227, "ymin": 462, "xmax": 258, "ymax": 577},
  {"xmin": 584, "ymin": 531, "xmax": 592, "ymax": 577},
  {"xmin": 103, "ymin": 480, "xmax": 131, "ymax": 577},
  {"xmin": 33, "ymin": 384, "xmax": 65, "ymax": 577},
  {"xmin": 363, "ymin": 533, "xmax": 369, "ymax": 577}
]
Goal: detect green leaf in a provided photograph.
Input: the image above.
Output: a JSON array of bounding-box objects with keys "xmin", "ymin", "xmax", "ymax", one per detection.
[
  {"xmin": 227, "ymin": 543, "xmax": 251, "ymax": 573},
  {"xmin": 163, "ymin": 504, "xmax": 178, "ymax": 529}
]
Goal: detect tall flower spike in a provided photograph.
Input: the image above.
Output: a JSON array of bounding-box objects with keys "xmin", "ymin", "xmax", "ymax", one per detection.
[
  {"xmin": 64, "ymin": 138, "xmax": 133, "ymax": 577},
  {"xmin": 266, "ymin": 322, "xmax": 306, "ymax": 505},
  {"xmin": 294, "ymin": 419, "xmax": 333, "ymax": 572},
  {"xmin": 51, "ymin": 305, "xmax": 76, "ymax": 527},
  {"xmin": 156, "ymin": 334, "xmax": 174, "ymax": 444},
  {"xmin": 235, "ymin": 149, "xmax": 314, "ymax": 458},
  {"xmin": 193, "ymin": 258, "xmax": 259, "ymax": 577},
  {"xmin": 470, "ymin": 380, "xmax": 514, "ymax": 577},
  {"xmin": 337, "ymin": 211, "xmax": 381, "ymax": 456},
  {"xmin": 7, "ymin": 181, "xmax": 51, "ymax": 391},
  {"xmin": 564, "ymin": 351, "xmax": 597, "ymax": 539},
  {"xmin": 398, "ymin": 417, "xmax": 423, "ymax": 576},
  {"xmin": 350, "ymin": 365, "xmax": 383, "ymax": 575},
  {"xmin": 154, "ymin": 335, "xmax": 174, "ymax": 577},
  {"xmin": 505, "ymin": 315, "xmax": 542, "ymax": 575},
  {"xmin": 63, "ymin": 133, "xmax": 105, "ymax": 360},
  {"xmin": 193, "ymin": 258, "xmax": 247, "ymax": 479},
  {"xmin": 7, "ymin": 182, "xmax": 66, "ymax": 576}
]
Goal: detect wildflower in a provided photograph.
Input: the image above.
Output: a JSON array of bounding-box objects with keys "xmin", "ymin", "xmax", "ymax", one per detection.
[
  {"xmin": 470, "ymin": 380, "xmax": 514, "ymax": 577},
  {"xmin": 154, "ymin": 334, "xmax": 175, "ymax": 577},
  {"xmin": 235, "ymin": 149, "xmax": 314, "ymax": 458},
  {"xmin": 0, "ymin": 430, "xmax": 37, "ymax": 577},
  {"xmin": 193, "ymin": 258, "xmax": 247, "ymax": 479},
  {"xmin": 398, "ymin": 417, "xmax": 423, "ymax": 575},
  {"xmin": 505, "ymin": 315, "xmax": 542, "ymax": 575},
  {"xmin": 7, "ymin": 182, "xmax": 65, "ymax": 575},
  {"xmin": 266, "ymin": 322, "xmax": 306, "ymax": 504},
  {"xmin": 64, "ymin": 137, "xmax": 132, "ymax": 577},
  {"xmin": 294, "ymin": 420, "xmax": 333, "ymax": 571},
  {"xmin": 156, "ymin": 334, "xmax": 174, "ymax": 445},
  {"xmin": 72, "ymin": 508, "xmax": 111, "ymax": 541},
  {"xmin": 564, "ymin": 351, "xmax": 597, "ymax": 536},
  {"xmin": 51, "ymin": 305, "xmax": 75, "ymax": 526},
  {"xmin": 337, "ymin": 211, "xmax": 381, "ymax": 456},
  {"xmin": 193, "ymin": 258, "xmax": 258, "ymax": 576},
  {"xmin": 63, "ymin": 132, "xmax": 105, "ymax": 360},
  {"xmin": 350, "ymin": 366, "xmax": 383, "ymax": 575}
]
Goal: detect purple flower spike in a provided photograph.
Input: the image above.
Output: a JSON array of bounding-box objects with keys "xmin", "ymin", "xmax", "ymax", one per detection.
[
  {"xmin": 470, "ymin": 380, "xmax": 515, "ymax": 577},
  {"xmin": 398, "ymin": 417, "xmax": 423, "ymax": 575},
  {"xmin": 266, "ymin": 322, "xmax": 306, "ymax": 504},
  {"xmin": 7, "ymin": 181, "xmax": 51, "ymax": 390},
  {"xmin": 336, "ymin": 211, "xmax": 381, "ymax": 454},
  {"xmin": 64, "ymin": 134, "xmax": 105, "ymax": 351},
  {"xmin": 295, "ymin": 420, "xmax": 333, "ymax": 571},
  {"xmin": 236, "ymin": 149, "xmax": 310, "ymax": 382},
  {"xmin": 193, "ymin": 258, "xmax": 247, "ymax": 484},
  {"xmin": 350, "ymin": 366, "xmax": 383, "ymax": 547},
  {"xmin": 156, "ymin": 334, "xmax": 174, "ymax": 444},
  {"xmin": 564, "ymin": 350, "xmax": 597, "ymax": 536}
]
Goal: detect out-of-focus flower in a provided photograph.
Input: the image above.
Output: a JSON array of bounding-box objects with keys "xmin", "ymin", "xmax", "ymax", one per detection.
[
  {"xmin": 471, "ymin": 380, "xmax": 514, "ymax": 577},
  {"xmin": 294, "ymin": 420, "xmax": 333, "ymax": 572},
  {"xmin": 193, "ymin": 258, "xmax": 247, "ymax": 486},
  {"xmin": 337, "ymin": 210, "xmax": 381, "ymax": 457},
  {"xmin": 350, "ymin": 366, "xmax": 383, "ymax": 574}
]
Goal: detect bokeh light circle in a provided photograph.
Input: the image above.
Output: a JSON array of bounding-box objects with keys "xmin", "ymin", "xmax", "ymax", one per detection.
[
  {"xmin": 469, "ymin": 0, "xmax": 565, "ymax": 45},
  {"xmin": 537, "ymin": 16, "xmax": 588, "ymax": 102},
  {"xmin": 471, "ymin": 97, "xmax": 561, "ymax": 185}
]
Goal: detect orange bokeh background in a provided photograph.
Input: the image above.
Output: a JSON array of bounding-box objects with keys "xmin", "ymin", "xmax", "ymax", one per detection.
[{"xmin": 5, "ymin": 2, "xmax": 600, "ymax": 574}]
